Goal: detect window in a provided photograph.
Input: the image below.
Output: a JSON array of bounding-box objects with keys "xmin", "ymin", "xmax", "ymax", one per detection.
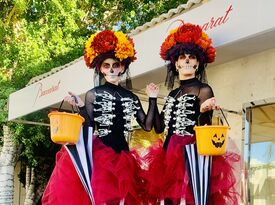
[{"xmin": 244, "ymin": 103, "xmax": 275, "ymax": 205}]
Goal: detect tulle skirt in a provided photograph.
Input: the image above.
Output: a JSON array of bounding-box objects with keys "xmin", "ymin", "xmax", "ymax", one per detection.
[
  {"xmin": 91, "ymin": 138, "xmax": 145, "ymax": 205},
  {"xmin": 143, "ymin": 134, "xmax": 241, "ymax": 205},
  {"xmin": 42, "ymin": 147, "xmax": 92, "ymax": 205},
  {"xmin": 42, "ymin": 138, "xmax": 145, "ymax": 205}
]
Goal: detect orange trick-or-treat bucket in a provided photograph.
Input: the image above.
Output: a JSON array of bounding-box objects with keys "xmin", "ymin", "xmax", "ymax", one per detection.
[
  {"xmin": 193, "ymin": 109, "xmax": 229, "ymax": 156},
  {"xmin": 48, "ymin": 111, "xmax": 84, "ymax": 145},
  {"xmin": 194, "ymin": 125, "xmax": 229, "ymax": 156}
]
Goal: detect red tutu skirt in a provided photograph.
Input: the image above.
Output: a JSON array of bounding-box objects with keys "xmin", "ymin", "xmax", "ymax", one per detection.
[
  {"xmin": 143, "ymin": 134, "xmax": 241, "ymax": 205},
  {"xmin": 43, "ymin": 138, "xmax": 145, "ymax": 205},
  {"xmin": 42, "ymin": 147, "xmax": 91, "ymax": 205},
  {"xmin": 91, "ymin": 138, "xmax": 145, "ymax": 205}
]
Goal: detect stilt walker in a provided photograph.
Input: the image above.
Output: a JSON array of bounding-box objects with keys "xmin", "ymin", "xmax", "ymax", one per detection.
[
  {"xmin": 144, "ymin": 21, "xmax": 240, "ymax": 205},
  {"xmin": 42, "ymin": 29, "xmax": 160, "ymax": 205}
]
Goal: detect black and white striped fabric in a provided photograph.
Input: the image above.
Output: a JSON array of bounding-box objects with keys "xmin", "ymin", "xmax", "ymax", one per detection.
[
  {"xmin": 65, "ymin": 126, "xmax": 95, "ymax": 204},
  {"xmin": 185, "ymin": 144, "xmax": 212, "ymax": 205}
]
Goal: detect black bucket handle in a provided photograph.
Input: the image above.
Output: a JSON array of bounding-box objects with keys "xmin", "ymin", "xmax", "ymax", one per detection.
[
  {"xmin": 198, "ymin": 108, "xmax": 230, "ymax": 127},
  {"xmin": 58, "ymin": 97, "xmax": 81, "ymax": 114},
  {"xmin": 219, "ymin": 108, "xmax": 230, "ymax": 127}
]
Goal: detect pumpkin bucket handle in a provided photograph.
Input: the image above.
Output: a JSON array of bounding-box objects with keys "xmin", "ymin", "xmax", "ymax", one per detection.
[
  {"xmin": 198, "ymin": 108, "xmax": 229, "ymax": 126},
  {"xmin": 58, "ymin": 98, "xmax": 80, "ymax": 114}
]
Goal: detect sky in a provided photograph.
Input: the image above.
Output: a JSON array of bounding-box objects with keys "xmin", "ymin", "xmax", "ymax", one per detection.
[{"xmin": 250, "ymin": 141, "xmax": 275, "ymax": 164}]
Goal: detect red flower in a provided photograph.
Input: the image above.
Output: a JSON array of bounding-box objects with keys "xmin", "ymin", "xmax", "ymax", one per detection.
[
  {"xmin": 174, "ymin": 24, "xmax": 202, "ymax": 44},
  {"xmin": 160, "ymin": 22, "xmax": 216, "ymax": 63},
  {"xmin": 93, "ymin": 30, "xmax": 117, "ymax": 54},
  {"xmin": 206, "ymin": 47, "xmax": 216, "ymax": 63}
]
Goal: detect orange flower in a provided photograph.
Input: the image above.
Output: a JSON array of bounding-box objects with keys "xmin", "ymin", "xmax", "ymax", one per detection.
[{"xmin": 160, "ymin": 34, "xmax": 177, "ymax": 59}]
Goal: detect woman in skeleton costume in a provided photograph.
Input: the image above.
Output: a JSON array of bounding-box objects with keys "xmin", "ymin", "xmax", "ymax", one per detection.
[
  {"xmin": 42, "ymin": 30, "xmax": 159, "ymax": 205},
  {"xmin": 144, "ymin": 22, "xmax": 240, "ymax": 205}
]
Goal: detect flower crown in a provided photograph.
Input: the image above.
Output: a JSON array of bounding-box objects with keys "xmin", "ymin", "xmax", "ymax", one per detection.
[
  {"xmin": 84, "ymin": 30, "xmax": 136, "ymax": 69},
  {"xmin": 160, "ymin": 22, "xmax": 216, "ymax": 63}
]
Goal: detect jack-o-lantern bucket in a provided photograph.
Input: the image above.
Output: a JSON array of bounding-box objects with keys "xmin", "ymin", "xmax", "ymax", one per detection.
[
  {"xmin": 194, "ymin": 109, "xmax": 229, "ymax": 156},
  {"xmin": 48, "ymin": 100, "xmax": 84, "ymax": 145}
]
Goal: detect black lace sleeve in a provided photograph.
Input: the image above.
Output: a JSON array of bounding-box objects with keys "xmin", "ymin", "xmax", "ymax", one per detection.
[
  {"xmin": 198, "ymin": 84, "xmax": 214, "ymax": 125},
  {"xmin": 79, "ymin": 90, "xmax": 95, "ymax": 127},
  {"xmin": 135, "ymin": 96, "xmax": 158, "ymax": 132},
  {"xmin": 153, "ymin": 104, "xmax": 164, "ymax": 134}
]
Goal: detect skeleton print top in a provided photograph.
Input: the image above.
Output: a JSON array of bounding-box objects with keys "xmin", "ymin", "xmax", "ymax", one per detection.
[
  {"xmin": 154, "ymin": 78, "xmax": 214, "ymax": 149},
  {"xmin": 80, "ymin": 82, "xmax": 157, "ymax": 153}
]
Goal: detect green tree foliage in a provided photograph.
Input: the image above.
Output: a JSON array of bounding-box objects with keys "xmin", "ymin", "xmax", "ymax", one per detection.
[{"xmin": 0, "ymin": 0, "xmax": 188, "ymax": 185}]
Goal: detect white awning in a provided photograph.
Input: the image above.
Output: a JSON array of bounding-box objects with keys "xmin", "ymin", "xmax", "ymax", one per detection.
[
  {"xmin": 8, "ymin": 59, "xmax": 94, "ymax": 120},
  {"xmin": 8, "ymin": 0, "xmax": 275, "ymax": 121}
]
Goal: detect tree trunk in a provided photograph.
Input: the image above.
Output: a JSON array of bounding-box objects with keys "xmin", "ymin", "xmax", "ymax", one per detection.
[
  {"xmin": 23, "ymin": 167, "xmax": 35, "ymax": 205},
  {"xmin": 24, "ymin": 166, "xmax": 52, "ymax": 205},
  {"xmin": 0, "ymin": 125, "xmax": 19, "ymax": 205}
]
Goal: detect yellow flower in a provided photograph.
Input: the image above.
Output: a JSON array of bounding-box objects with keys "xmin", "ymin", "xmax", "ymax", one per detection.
[
  {"xmin": 85, "ymin": 33, "xmax": 97, "ymax": 63},
  {"xmin": 169, "ymin": 28, "xmax": 178, "ymax": 35},
  {"xmin": 114, "ymin": 31, "xmax": 135, "ymax": 61}
]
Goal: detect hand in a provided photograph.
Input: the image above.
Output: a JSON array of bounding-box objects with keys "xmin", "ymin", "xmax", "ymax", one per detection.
[
  {"xmin": 146, "ymin": 83, "xmax": 159, "ymax": 98},
  {"xmin": 200, "ymin": 97, "xmax": 220, "ymax": 113},
  {"xmin": 64, "ymin": 92, "xmax": 85, "ymax": 107}
]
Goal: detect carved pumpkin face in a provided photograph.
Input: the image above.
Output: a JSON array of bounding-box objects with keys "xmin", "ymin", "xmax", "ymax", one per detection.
[{"xmin": 211, "ymin": 133, "xmax": 225, "ymax": 148}]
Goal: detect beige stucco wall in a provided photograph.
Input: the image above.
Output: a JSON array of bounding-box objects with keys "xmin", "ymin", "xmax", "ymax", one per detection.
[
  {"xmin": 206, "ymin": 47, "xmax": 275, "ymax": 151},
  {"xmin": 208, "ymin": 47, "xmax": 275, "ymax": 112}
]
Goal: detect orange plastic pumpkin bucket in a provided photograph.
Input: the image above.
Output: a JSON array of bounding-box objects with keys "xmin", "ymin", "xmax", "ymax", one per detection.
[
  {"xmin": 194, "ymin": 109, "xmax": 229, "ymax": 156},
  {"xmin": 48, "ymin": 100, "xmax": 84, "ymax": 145}
]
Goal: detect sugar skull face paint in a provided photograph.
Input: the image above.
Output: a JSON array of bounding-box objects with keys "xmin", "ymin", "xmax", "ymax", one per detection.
[
  {"xmin": 100, "ymin": 58, "xmax": 125, "ymax": 84},
  {"xmin": 176, "ymin": 54, "xmax": 199, "ymax": 79}
]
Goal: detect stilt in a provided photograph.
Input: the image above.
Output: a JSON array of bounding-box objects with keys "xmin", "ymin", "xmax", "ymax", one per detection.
[
  {"xmin": 185, "ymin": 144, "xmax": 212, "ymax": 205},
  {"xmin": 179, "ymin": 198, "xmax": 186, "ymax": 205},
  {"xmin": 119, "ymin": 198, "xmax": 125, "ymax": 205}
]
